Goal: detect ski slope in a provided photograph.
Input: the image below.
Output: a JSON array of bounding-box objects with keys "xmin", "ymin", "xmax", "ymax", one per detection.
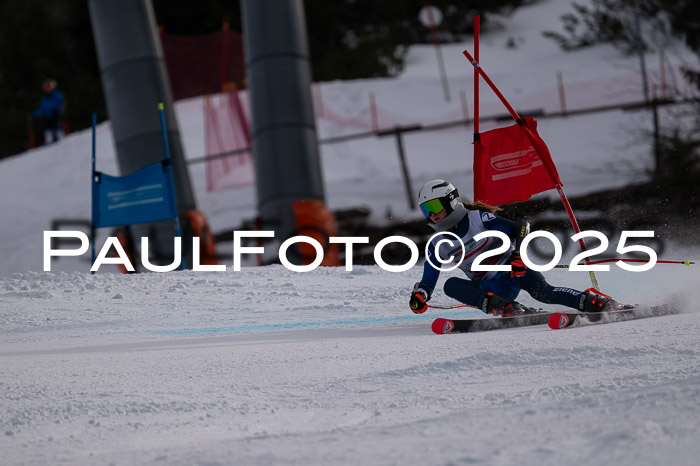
[
  {"xmin": 1, "ymin": 0, "xmax": 700, "ymax": 464},
  {"xmin": 1, "ymin": 265, "xmax": 699, "ymax": 465}
]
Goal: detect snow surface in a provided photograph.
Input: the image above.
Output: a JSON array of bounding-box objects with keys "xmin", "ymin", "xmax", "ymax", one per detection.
[
  {"xmin": 2, "ymin": 266, "xmax": 700, "ymax": 465},
  {"xmin": 2, "ymin": 0, "xmax": 700, "ymax": 464}
]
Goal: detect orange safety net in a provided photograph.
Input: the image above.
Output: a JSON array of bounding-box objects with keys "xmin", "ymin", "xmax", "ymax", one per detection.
[{"xmin": 291, "ymin": 199, "xmax": 340, "ymax": 266}]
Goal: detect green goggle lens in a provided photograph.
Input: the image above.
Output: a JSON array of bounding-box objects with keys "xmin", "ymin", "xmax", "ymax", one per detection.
[{"xmin": 419, "ymin": 198, "xmax": 445, "ymax": 217}]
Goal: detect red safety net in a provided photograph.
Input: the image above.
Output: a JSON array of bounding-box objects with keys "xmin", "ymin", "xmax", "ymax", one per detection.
[
  {"xmin": 160, "ymin": 29, "xmax": 246, "ymax": 101},
  {"xmin": 203, "ymin": 91, "xmax": 255, "ymax": 191}
]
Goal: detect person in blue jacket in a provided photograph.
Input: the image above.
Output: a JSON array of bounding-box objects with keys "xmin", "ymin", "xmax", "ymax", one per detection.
[
  {"xmin": 409, "ymin": 179, "xmax": 619, "ymax": 316},
  {"xmin": 33, "ymin": 79, "xmax": 65, "ymax": 144}
]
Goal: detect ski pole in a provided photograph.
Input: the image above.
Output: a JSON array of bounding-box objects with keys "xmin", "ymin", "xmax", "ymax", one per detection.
[
  {"xmin": 554, "ymin": 258, "xmax": 694, "ymax": 268},
  {"xmin": 428, "ymin": 303, "xmax": 473, "ymax": 310}
]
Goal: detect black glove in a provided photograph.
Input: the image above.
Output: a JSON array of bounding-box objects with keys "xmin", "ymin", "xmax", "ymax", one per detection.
[
  {"xmin": 409, "ymin": 282, "xmax": 430, "ymax": 314},
  {"xmin": 509, "ymin": 250, "xmax": 527, "ymax": 278}
]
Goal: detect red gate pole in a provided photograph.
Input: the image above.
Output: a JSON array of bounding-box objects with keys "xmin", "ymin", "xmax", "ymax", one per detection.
[
  {"xmin": 472, "ymin": 15, "xmax": 482, "ymax": 197},
  {"xmin": 464, "ymin": 49, "xmax": 520, "ymax": 122},
  {"xmin": 463, "ymin": 48, "xmax": 601, "ymax": 290},
  {"xmin": 473, "ymin": 16, "xmax": 479, "ymax": 138}
]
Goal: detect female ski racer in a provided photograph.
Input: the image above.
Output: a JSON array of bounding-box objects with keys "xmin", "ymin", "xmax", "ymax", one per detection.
[{"xmin": 408, "ymin": 179, "xmax": 619, "ymax": 316}]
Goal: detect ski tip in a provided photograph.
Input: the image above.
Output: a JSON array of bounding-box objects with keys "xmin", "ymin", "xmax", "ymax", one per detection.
[
  {"xmin": 548, "ymin": 312, "xmax": 569, "ymax": 330},
  {"xmin": 432, "ymin": 318, "xmax": 455, "ymax": 334}
]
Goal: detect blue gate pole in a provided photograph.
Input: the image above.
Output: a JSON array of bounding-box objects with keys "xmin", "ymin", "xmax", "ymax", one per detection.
[
  {"xmin": 158, "ymin": 103, "xmax": 185, "ymax": 270},
  {"xmin": 91, "ymin": 113, "xmax": 97, "ymax": 274}
]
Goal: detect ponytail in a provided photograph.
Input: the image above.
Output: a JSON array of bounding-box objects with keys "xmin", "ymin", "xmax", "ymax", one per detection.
[{"xmin": 459, "ymin": 199, "xmax": 502, "ymax": 214}]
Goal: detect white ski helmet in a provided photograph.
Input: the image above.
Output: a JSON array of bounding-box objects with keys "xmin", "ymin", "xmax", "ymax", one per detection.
[{"xmin": 417, "ymin": 179, "xmax": 460, "ymax": 218}]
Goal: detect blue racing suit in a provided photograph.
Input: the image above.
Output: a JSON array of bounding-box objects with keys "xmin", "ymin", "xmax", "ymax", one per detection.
[{"xmin": 417, "ymin": 210, "xmax": 585, "ymax": 311}]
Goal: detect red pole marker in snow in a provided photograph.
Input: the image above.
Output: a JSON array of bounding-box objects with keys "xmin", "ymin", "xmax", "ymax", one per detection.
[
  {"xmin": 557, "ymin": 70, "xmax": 567, "ymax": 117},
  {"xmin": 420, "ymin": 5, "xmax": 451, "ymax": 102},
  {"xmin": 369, "ymin": 91, "xmax": 379, "ymax": 131},
  {"xmin": 460, "ymin": 90, "xmax": 470, "ymax": 126}
]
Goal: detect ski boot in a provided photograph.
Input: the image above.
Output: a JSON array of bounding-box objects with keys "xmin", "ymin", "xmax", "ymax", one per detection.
[
  {"xmin": 481, "ymin": 292, "xmax": 534, "ymax": 317},
  {"xmin": 580, "ymin": 288, "xmax": 621, "ymax": 313}
]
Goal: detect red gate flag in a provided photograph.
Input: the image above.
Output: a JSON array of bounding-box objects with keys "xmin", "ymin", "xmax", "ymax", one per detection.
[{"xmin": 474, "ymin": 117, "xmax": 562, "ymax": 205}]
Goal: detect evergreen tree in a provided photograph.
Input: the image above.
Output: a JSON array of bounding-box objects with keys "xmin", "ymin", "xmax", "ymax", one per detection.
[
  {"xmin": 0, "ymin": 0, "xmax": 530, "ymax": 159},
  {"xmin": 543, "ymin": 0, "xmax": 700, "ymax": 199},
  {"xmin": 0, "ymin": 0, "xmax": 105, "ymax": 158}
]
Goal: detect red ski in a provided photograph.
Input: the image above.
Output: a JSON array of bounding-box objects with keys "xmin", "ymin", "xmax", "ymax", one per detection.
[
  {"xmin": 432, "ymin": 312, "xmax": 549, "ymax": 334},
  {"xmin": 548, "ymin": 303, "xmax": 678, "ymax": 330}
]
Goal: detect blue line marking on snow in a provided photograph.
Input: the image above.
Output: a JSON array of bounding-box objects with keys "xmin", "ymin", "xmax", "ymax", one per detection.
[{"xmin": 151, "ymin": 310, "xmax": 483, "ymax": 336}]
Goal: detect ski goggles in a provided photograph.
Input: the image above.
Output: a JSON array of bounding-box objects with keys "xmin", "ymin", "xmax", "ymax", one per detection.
[{"xmin": 419, "ymin": 198, "xmax": 445, "ymax": 217}]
